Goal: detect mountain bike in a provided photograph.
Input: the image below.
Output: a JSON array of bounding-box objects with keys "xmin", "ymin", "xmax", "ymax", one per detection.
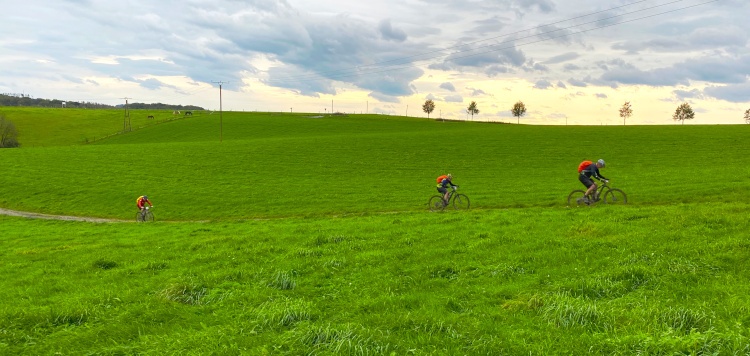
[
  {"xmin": 429, "ymin": 186, "xmax": 470, "ymax": 212},
  {"xmin": 567, "ymin": 181, "xmax": 627, "ymax": 207},
  {"xmin": 136, "ymin": 206, "xmax": 155, "ymax": 222}
]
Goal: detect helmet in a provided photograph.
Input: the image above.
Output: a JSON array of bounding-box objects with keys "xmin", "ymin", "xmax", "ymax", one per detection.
[
  {"xmin": 143, "ymin": 195, "xmax": 148, "ymax": 200},
  {"xmin": 597, "ymin": 159, "xmax": 606, "ymax": 167},
  {"xmin": 447, "ymin": 173, "xmax": 453, "ymax": 179}
]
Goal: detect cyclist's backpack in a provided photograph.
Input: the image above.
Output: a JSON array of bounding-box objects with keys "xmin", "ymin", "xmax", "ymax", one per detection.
[
  {"xmin": 436, "ymin": 175, "xmax": 448, "ymax": 183},
  {"xmin": 578, "ymin": 160, "xmax": 593, "ymax": 173}
]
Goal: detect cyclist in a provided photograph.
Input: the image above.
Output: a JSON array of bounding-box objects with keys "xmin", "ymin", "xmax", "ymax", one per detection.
[
  {"xmin": 136, "ymin": 195, "xmax": 153, "ymax": 216},
  {"xmin": 436, "ymin": 173, "xmax": 458, "ymax": 205},
  {"xmin": 579, "ymin": 159, "xmax": 608, "ymax": 203}
]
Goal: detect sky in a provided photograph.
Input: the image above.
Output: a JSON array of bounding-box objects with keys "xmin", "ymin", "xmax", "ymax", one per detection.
[{"xmin": 1, "ymin": 0, "xmax": 749, "ymax": 125}]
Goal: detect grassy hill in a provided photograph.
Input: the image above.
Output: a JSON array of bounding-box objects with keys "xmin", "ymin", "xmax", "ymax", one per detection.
[
  {"xmin": 1, "ymin": 108, "xmax": 749, "ymax": 354},
  {"xmin": 0, "ymin": 110, "xmax": 748, "ymax": 219},
  {"xmin": 0, "ymin": 106, "xmax": 200, "ymax": 147}
]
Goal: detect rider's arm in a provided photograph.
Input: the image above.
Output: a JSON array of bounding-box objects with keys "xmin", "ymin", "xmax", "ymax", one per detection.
[{"xmin": 594, "ymin": 168, "xmax": 607, "ymax": 181}]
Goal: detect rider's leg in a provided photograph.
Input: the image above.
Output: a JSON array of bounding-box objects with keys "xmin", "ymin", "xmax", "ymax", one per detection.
[
  {"xmin": 579, "ymin": 174, "xmax": 596, "ymax": 201},
  {"xmin": 585, "ymin": 183, "xmax": 597, "ymax": 199},
  {"xmin": 438, "ymin": 187, "xmax": 449, "ymax": 205}
]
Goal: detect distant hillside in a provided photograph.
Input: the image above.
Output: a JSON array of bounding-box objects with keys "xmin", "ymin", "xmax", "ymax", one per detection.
[{"xmin": 0, "ymin": 93, "xmax": 204, "ymax": 110}]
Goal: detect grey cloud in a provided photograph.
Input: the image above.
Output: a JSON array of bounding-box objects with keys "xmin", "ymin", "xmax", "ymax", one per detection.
[
  {"xmin": 469, "ymin": 16, "xmax": 509, "ymax": 36},
  {"xmin": 515, "ymin": 0, "xmax": 555, "ymax": 13},
  {"xmin": 531, "ymin": 63, "xmax": 549, "ymax": 72},
  {"xmin": 379, "ymin": 19, "xmax": 407, "ymax": 42},
  {"xmin": 544, "ymin": 52, "xmax": 579, "ymax": 65},
  {"xmin": 601, "ymin": 54, "xmax": 750, "ymax": 87},
  {"xmin": 673, "ymin": 89, "xmax": 705, "ymax": 101},
  {"xmin": 595, "ymin": 93, "xmax": 607, "ymax": 99},
  {"xmin": 535, "ymin": 25, "xmax": 577, "ymax": 45},
  {"xmin": 534, "ymin": 79, "xmax": 553, "ymax": 89},
  {"xmin": 440, "ymin": 82, "xmax": 456, "ymax": 91},
  {"xmin": 432, "ymin": 40, "xmax": 526, "ymax": 76},
  {"xmin": 556, "ymin": 81, "xmax": 567, "ymax": 89},
  {"xmin": 468, "ymin": 88, "xmax": 487, "ymax": 96},
  {"xmin": 266, "ymin": 66, "xmax": 335, "ymax": 97},
  {"xmin": 613, "ymin": 26, "xmax": 748, "ymax": 54},
  {"xmin": 139, "ymin": 78, "xmax": 166, "ymax": 90},
  {"xmin": 704, "ymin": 82, "xmax": 750, "ymax": 103},
  {"xmin": 563, "ymin": 64, "xmax": 581, "ymax": 72},
  {"xmin": 485, "ymin": 65, "xmax": 512, "ymax": 77},
  {"xmin": 568, "ymin": 78, "xmax": 587, "ymax": 87}
]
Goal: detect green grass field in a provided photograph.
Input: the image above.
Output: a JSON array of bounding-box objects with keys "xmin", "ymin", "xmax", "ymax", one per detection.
[{"xmin": 1, "ymin": 107, "xmax": 749, "ymax": 354}]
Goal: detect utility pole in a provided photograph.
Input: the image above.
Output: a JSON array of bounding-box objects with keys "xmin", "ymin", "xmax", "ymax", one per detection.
[
  {"xmin": 212, "ymin": 81, "xmax": 227, "ymax": 142},
  {"xmin": 121, "ymin": 97, "xmax": 132, "ymax": 132}
]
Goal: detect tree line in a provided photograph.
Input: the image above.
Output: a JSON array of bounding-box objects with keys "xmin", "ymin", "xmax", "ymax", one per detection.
[
  {"xmin": 0, "ymin": 94, "xmax": 204, "ymax": 111},
  {"xmin": 423, "ymin": 98, "xmax": 750, "ymax": 125}
]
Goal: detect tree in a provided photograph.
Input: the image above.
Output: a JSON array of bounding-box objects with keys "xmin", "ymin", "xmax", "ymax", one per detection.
[
  {"xmin": 511, "ymin": 101, "xmax": 527, "ymax": 124},
  {"xmin": 744, "ymin": 108, "xmax": 750, "ymax": 124},
  {"xmin": 619, "ymin": 101, "xmax": 633, "ymax": 125},
  {"xmin": 672, "ymin": 102, "xmax": 695, "ymax": 125},
  {"xmin": 0, "ymin": 114, "xmax": 20, "ymax": 148},
  {"xmin": 467, "ymin": 101, "xmax": 479, "ymax": 120},
  {"xmin": 422, "ymin": 99, "xmax": 435, "ymax": 119}
]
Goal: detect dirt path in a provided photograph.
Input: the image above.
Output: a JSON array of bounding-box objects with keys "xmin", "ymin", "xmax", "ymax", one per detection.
[{"xmin": 0, "ymin": 208, "xmax": 129, "ymax": 223}]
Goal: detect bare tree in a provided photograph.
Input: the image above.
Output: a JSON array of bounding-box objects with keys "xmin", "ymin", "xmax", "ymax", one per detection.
[
  {"xmin": 422, "ymin": 99, "xmax": 435, "ymax": 119},
  {"xmin": 467, "ymin": 101, "xmax": 479, "ymax": 120},
  {"xmin": 744, "ymin": 108, "xmax": 750, "ymax": 124},
  {"xmin": 619, "ymin": 101, "xmax": 633, "ymax": 125},
  {"xmin": 511, "ymin": 101, "xmax": 527, "ymax": 124},
  {"xmin": 0, "ymin": 114, "xmax": 20, "ymax": 148},
  {"xmin": 672, "ymin": 102, "xmax": 695, "ymax": 125}
]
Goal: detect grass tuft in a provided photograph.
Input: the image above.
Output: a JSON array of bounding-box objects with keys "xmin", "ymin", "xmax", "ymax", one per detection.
[
  {"xmin": 269, "ymin": 271, "xmax": 297, "ymax": 290},
  {"xmin": 159, "ymin": 282, "xmax": 210, "ymax": 305},
  {"xmin": 93, "ymin": 259, "xmax": 118, "ymax": 270}
]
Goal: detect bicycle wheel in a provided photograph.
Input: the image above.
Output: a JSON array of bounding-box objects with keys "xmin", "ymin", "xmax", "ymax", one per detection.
[
  {"xmin": 453, "ymin": 194, "xmax": 470, "ymax": 210},
  {"xmin": 144, "ymin": 210, "xmax": 155, "ymax": 222},
  {"xmin": 603, "ymin": 189, "xmax": 627, "ymax": 205},
  {"xmin": 429, "ymin": 196, "xmax": 446, "ymax": 212},
  {"xmin": 567, "ymin": 190, "xmax": 589, "ymax": 207},
  {"xmin": 136, "ymin": 211, "xmax": 145, "ymax": 222}
]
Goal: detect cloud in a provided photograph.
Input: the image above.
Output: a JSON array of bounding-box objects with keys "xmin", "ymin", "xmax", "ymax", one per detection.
[
  {"xmin": 556, "ymin": 81, "xmax": 567, "ymax": 89},
  {"xmin": 568, "ymin": 78, "xmax": 587, "ymax": 87},
  {"xmin": 601, "ymin": 54, "xmax": 750, "ymax": 87},
  {"xmin": 139, "ymin": 78, "xmax": 165, "ymax": 90},
  {"xmin": 595, "ymin": 93, "xmax": 607, "ymax": 99},
  {"xmin": 429, "ymin": 40, "xmax": 527, "ymax": 76},
  {"xmin": 440, "ymin": 82, "xmax": 456, "ymax": 91},
  {"xmin": 534, "ymin": 79, "xmax": 553, "ymax": 89},
  {"xmin": 673, "ymin": 89, "xmax": 705, "ymax": 101},
  {"xmin": 544, "ymin": 52, "xmax": 579, "ymax": 65},
  {"xmin": 535, "ymin": 25, "xmax": 578, "ymax": 46},
  {"xmin": 378, "ymin": 19, "xmax": 407, "ymax": 42},
  {"xmin": 703, "ymin": 82, "xmax": 750, "ymax": 103},
  {"xmin": 467, "ymin": 88, "xmax": 487, "ymax": 96},
  {"xmin": 444, "ymin": 95, "xmax": 463, "ymax": 103},
  {"xmin": 515, "ymin": 0, "xmax": 555, "ymax": 13}
]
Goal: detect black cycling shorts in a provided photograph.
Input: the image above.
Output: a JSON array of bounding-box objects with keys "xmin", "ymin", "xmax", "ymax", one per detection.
[
  {"xmin": 437, "ymin": 186, "xmax": 448, "ymax": 194},
  {"xmin": 579, "ymin": 174, "xmax": 595, "ymax": 188}
]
